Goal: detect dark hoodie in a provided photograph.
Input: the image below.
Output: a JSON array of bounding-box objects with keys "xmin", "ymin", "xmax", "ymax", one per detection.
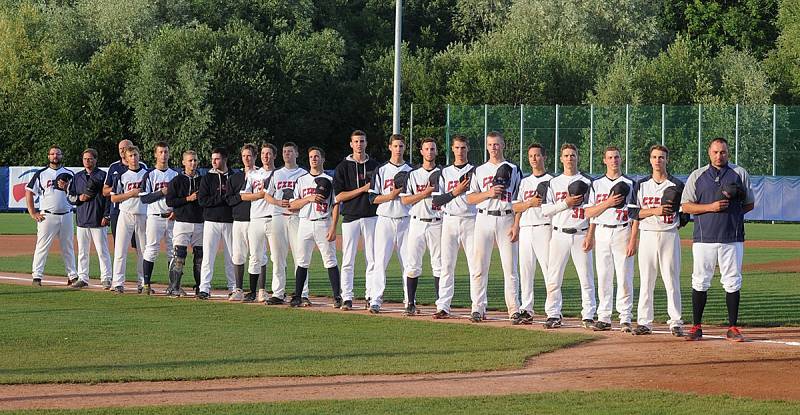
[
  {"xmin": 333, "ymin": 155, "xmax": 379, "ymax": 222},
  {"xmin": 198, "ymin": 168, "xmax": 233, "ymax": 223},
  {"xmin": 166, "ymin": 171, "xmax": 203, "ymax": 223}
]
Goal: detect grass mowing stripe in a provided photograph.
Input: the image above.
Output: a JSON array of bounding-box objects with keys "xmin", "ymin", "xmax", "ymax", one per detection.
[
  {"xmin": 0, "ymin": 284, "xmax": 590, "ymax": 384},
  {"xmin": 3, "ymin": 390, "xmax": 800, "ymax": 414}
]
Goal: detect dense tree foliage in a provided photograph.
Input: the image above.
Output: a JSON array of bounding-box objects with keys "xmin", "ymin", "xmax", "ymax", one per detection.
[{"xmin": 0, "ymin": 0, "xmax": 796, "ymax": 166}]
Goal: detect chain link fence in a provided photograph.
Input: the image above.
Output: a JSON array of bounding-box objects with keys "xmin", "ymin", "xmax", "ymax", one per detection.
[{"xmin": 436, "ymin": 105, "xmax": 800, "ymax": 176}]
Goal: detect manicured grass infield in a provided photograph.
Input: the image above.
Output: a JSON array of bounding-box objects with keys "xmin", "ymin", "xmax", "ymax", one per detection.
[
  {"xmin": 3, "ymin": 391, "xmax": 800, "ymax": 414},
  {"xmin": 0, "ymin": 284, "xmax": 589, "ymax": 384}
]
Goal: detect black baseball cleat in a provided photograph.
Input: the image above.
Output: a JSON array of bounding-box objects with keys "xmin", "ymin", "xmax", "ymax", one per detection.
[
  {"xmin": 543, "ymin": 317, "xmax": 562, "ymax": 329},
  {"xmin": 71, "ymin": 280, "xmax": 88, "ymax": 289},
  {"xmin": 266, "ymin": 296, "xmax": 285, "ymax": 305},
  {"xmin": 402, "ymin": 304, "xmax": 417, "ymax": 316},
  {"xmin": 632, "ymin": 325, "xmax": 652, "ymax": 335},
  {"xmin": 67, "ymin": 278, "xmax": 77, "ymax": 286},
  {"xmin": 32, "ymin": 278, "xmax": 42, "ymax": 286},
  {"xmin": 301, "ymin": 297, "xmax": 312, "ymax": 307},
  {"xmin": 620, "ymin": 322, "xmax": 633, "ymax": 333},
  {"xmin": 369, "ymin": 305, "xmax": 381, "ymax": 314},
  {"xmin": 243, "ymin": 291, "xmax": 257, "ymax": 303},
  {"xmin": 289, "ymin": 296, "xmax": 302, "ymax": 307},
  {"xmin": 333, "ymin": 296, "xmax": 343, "ymax": 309},
  {"xmin": 197, "ymin": 291, "xmax": 210, "ymax": 300},
  {"xmin": 592, "ymin": 321, "xmax": 612, "ymax": 331},
  {"xmin": 510, "ymin": 312, "xmax": 523, "ymax": 325},
  {"xmin": 433, "ymin": 310, "xmax": 449, "ymax": 319},
  {"xmin": 581, "ymin": 319, "xmax": 595, "ymax": 329},
  {"xmin": 341, "ymin": 300, "xmax": 353, "ymax": 310},
  {"xmin": 518, "ymin": 310, "xmax": 534, "ymax": 325},
  {"xmin": 469, "ymin": 312, "xmax": 482, "ymax": 323},
  {"xmin": 670, "ymin": 326, "xmax": 685, "ymax": 337},
  {"xmin": 112, "ymin": 286, "xmax": 124, "ymax": 294}
]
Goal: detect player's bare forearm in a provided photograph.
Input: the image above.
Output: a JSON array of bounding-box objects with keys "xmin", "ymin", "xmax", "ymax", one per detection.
[
  {"xmin": 102, "ymin": 185, "xmax": 112, "ymax": 197},
  {"xmin": 110, "ymin": 193, "xmax": 130, "ymax": 204},
  {"xmin": 264, "ymin": 193, "xmax": 282, "ymax": 206},
  {"xmin": 25, "ymin": 191, "xmax": 37, "ymax": 216},
  {"xmin": 636, "ymin": 207, "xmax": 659, "ymax": 219},
  {"xmin": 401, "ymin": 191, "xmax": 429, "ymax": 205},
  {"xmin": 241, "ymin": 192, "xmax": 264, "ymax": 201},
  {"xmin": 513, "ymin": 212, "xmax": 522, "ymax": 228},
  {"xmin": 373, "ymin": 191, "xmax": 399, "ymax": 204},
  {"xmin": 289, "ymin": 197, "xmax": 310, "ymax": 210},
  {"xmin": 583, "ymin": 203, "xmax": 608, "ymax": 219},
  {"xmin": 512, "ymin": 201, "xmax": 528, "ymax": 213},
  {"xmin": 681, "ymin": 201, "xmax": 721, "ymax": 215},
  {"xmin": 465, "ymin": 190, "xmax": 492, "ymax": 205},
  {"xmin": 336, "ymin": 186, "xmax": 368, "ymax": 202}
]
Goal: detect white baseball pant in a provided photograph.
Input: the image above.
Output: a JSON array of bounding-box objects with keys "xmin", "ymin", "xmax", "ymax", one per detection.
[
  {"xmin": 437, "ymin": 215, "xmax": 475, "ymax": 313},
  {"xmin": 199, "ymin": 221, "xmax": 235, "ymax": 293},
  {"xmin": 471, "ymin": 214, "xmax": 520, "ymax": 317},
  {"xmin": 691, "ymin": 242, "xmax": 743, "ymax": 293},
  {"xmin": 370, "ymin": 216, "xmax": 409, "ymax": 307},
  {"xmin": 143, "ymin": 215, "xmax": 174, "ymax": 263},
  {"xmin": 268, "ymin": 214, "xmax": 308, "ymax": 299},
  {"xmin": 172, "ymin": 221, "xmax": 204, "ymax": 247},
  {"xmin": 232, "ymin": 220, "xmax": 260, "ymax": 273},
  {"xmin": 403, "ymin": 218, "xmax": 442, "ymax": 283},
  {"xmin": 296, "ymin": 218, "xmax": 338, "ymax": 268},
  {"xmin": 594, "ymin": 225, "xmax": 634, "ymax": 324},
  {"xmin": 637, "ymin": 229, "xmax": 682, "ymax": 328},
  {"xmin": 76, "ymin": 226, "xmax": 111, "ymax": 284},
  {"xmin": 31, "ymin": 212, "xmax": 77, "ymax": 280},
  {"xmin": 111, "ymin": 212, "xmax": 146, "ymax": 289},
  {"xmin": 519, "ymin": 224, "xmax": 551, "ymax": 314},
  {"xmin": 247, "ymin": 216, "xmax": 270, "ymax": 273},
  {"xmin": 340, "ymin": 217, "xmax": 376, "ymax": 302},
  {"xmin": 544, "ymin": 230, "xmax": 596, "ymax": 320}
]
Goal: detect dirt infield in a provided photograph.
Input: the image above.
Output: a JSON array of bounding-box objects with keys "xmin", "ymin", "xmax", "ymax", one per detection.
[{"xmin": 0, "ymin": 275, "xmax": 799, "ymax": 410}]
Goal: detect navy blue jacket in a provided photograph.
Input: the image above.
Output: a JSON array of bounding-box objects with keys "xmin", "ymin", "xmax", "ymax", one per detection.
[
  {"xmin": 68, "ymin": 168, "xmax": 111, "ymax": 228},
  {"xmin": 681, "ymin": 163, "xmax": 754, "ymax": 243}
]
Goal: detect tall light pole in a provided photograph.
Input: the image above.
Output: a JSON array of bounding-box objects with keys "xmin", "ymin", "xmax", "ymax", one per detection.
[{"xmin": 392, "ymin": 0, "xmax": 402, "ymax": 134}]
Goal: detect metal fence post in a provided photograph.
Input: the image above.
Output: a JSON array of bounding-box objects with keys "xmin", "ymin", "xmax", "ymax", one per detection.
[
  {"xmin": 773, "ymin": 104, "xmax": 777, "ymax": 176},
  {"xmin": 625, "ymin": 104, "xmax": 630, "ymax": 174},
  {"xmin": 445, "ymin": 104, "xmax": 450, "ymax": 165},
  {"xmin": 555, "ymin": 104, "xmax": 560, "ymax": 173},
  {"xmin": 519, "ymin": 104, "xmax": 524, "ymax": 169},
  {"xmin": 735, "ymin": 103, "xmax": 739, "ymax": 164},
  {"xmin": 697, "ymin": 104, "xmax": 702, "ymax": 169},
  {"xmin": 589, "ymin": 104, "xmax": 594, "ymax": 174},
  {"xmin": 661, "ymin": 104, "xmax": 665, "ymax": 146},
  {"xmin": 484, "ymin": 104, "xmax": 488, "ymax": 163},
  {"xmin": 409, "ymin": 103, "xmax": 414, "ymax": 165}
]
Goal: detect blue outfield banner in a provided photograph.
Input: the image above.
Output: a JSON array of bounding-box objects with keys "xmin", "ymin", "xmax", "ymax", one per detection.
[{"xmin": 0, "ymin": 166, "xmax": 797, "ymax": 221}]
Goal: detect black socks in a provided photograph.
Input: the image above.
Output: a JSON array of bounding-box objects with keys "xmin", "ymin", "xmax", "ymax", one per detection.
[
  {"xmin": 327, "ymin": 267, "xmax": 341, "ymax": 298},
  {"xmin": 249, "ymin": 273, "xmax": 259, "ymax": 293},
  {"xmin": 406, "ymin": 277, "xmax": 419, "ymax": 305},
  {"xmin": 234, "ymin": 264, "xmax": 245, "ymax": 290},
  {"xmin": 434, "ymin": 277, "xmax": 440, "ymax": 301},
  {"xmin": 692, "ymin": 289, "xmax": 708, "ymax": 325},
  {"xmin": 295, "ymin": 266, "xmax": 308, "ymax": 299},
  {"xmin": 726, "ymin": 290, "xmax": 740, "ymax": 327},
  {"xmin": 142, "ymin": 260, "xmax": 154, "ymax": 285}
]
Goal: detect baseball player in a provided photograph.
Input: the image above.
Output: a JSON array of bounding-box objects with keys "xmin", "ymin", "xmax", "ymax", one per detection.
[
  {"xmin": 103, "ymin": 139, "xmax": 147, "ymax": 247},
  {"xmin": 264, "ymin": 142, "xmax": 310, "ymax": 305},
  {"xmin": 681, "ymin": 137, "xmax": 754, "ymax": 342},
  {"xmin": 540, "ymin": 143, "xmax": 596, "ymax": 329},
  {"xmin": 630, "ymin": 145, "xmax": 685, "ymax": 336},
  {"xmin": 399, "ymin": 137, "xmax": 442, "ymax": 316},
  {"xmin": 583, "ymin": 146, "xmax": 636, "ymax": 332},
  {"xmin": 333, "ymin": 130, "xmax": 380, "ymax": 310},
  {"xmin": 239, "ymin": 143, "xmax": 275, "ymax": 302},
  {"xmin": 26, "ymin": 146, "xmax": 78, "ymax": 286},
  {"xmin": 165, "ymin": 150, "xmax": 204, "ymax": 297},
  {"xmin": 140, "ymin": 142, "xmax": 178, "ymax": 295},
  {"xmin": 109, "ymin": 146, "xmax": 148, "ymax": 293},
  {"xmin": 429, "ymin": 135, "xmax": 476, "ymax": 319},
  {"xmin": 288, "ymin": 147, "xmax": 341, "ymax": 307},
  {"xmin": 197, "ymin": 147, "xmax": 236, "ymax": 300},
  {"xmin": 369, "ymin": 134, "xmax": 412, "ymax": 312},
  {"xmin": 511, "ymin": 143, "xmax": 553, "ymax": 324},
  {"xmin": 65, "ymin": 148, "xmax": 112, "ymax": 289},
  {"xmin": 465, "ymin": 131, "xmax": 523, "ymax": 324},
  {"xmin": 225, "ymin": 143, "xmax": 258, "ymax": 301}
]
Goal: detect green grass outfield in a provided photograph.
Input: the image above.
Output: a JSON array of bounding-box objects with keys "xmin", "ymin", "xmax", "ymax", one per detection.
[
  {"xmin": 0, "ymin": 284, "xmax": 589, "ymax": 384},
  {"xmin": 3, "ymin": 391, "xmax": 800, "ymax": 415},
  {"xmin": 0, "ymin": 214, "xmax": 797, "ymax": 325}
]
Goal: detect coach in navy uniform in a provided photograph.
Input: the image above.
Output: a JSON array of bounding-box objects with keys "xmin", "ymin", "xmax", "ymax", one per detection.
[
  {"xmin": 66, "ymin": 148, "xmax": 112, "ymax": 289},
  {"xmin": 681, "ymin": 137, "xmax": 754, "ymax": 342}
]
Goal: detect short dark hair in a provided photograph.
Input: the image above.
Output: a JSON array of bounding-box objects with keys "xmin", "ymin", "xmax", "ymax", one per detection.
[
  {"xmin": 82, "ymin": 148, "xmax": 98, "ymax": 160},
  {"xmin": 710, "ymin": 137, "xmax": 729, "ymax": 146},
  {"xmin": 604, "ymin": 146, "xmax": 620, "ymax": 156},
  {"xmin": 155, "ymin": 141, "xmax": 169, "ymax": 150},
  {"xmin": 261, "ymin": 142, "xmax": 277, "ymax": 154},
  {"xmin": 351, "ymin": 130, "xmax": 367, "ymax": 139},
  {"xmin": 283, "ymin": 141, "xmax": 299, "ymax": 152},
  {"xmin": 308, "ymin": 146, "xmax": 325, "ymax": 158},
  {"xmin": 486, "ymin": 131, "xmax": 504, "ymax": 140},
  {"xmin": 560, "ymin": 143, "xmax": 577, "ymax": 154},
  {"xmin": 527, "ymin": 143, "xmax": 544, "ymax": 153},
  {"xmin": 649, "ymin": 145, "xmax": 669, "ymax": 156},
  {"xmin": 451, "ymin": 134, "xmax": 468, "ymax": 145},
  {"xmin": 389, "ymin": 133, "xmax": 405, "ymax": 145},
  {"xmin": 241, "ymin": 143, "xmax": 257, "ymax": 156},
  {"xmin": 420, "ymin": 137, "xmax": 436, "ymax": 147},
  {"xmin": 211, "ymin": 147, "xmax": 228, "ymax": 159}
]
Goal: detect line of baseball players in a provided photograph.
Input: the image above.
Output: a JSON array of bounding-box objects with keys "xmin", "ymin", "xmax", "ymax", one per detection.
[{"xmin": 25, "ymin": 132, "xmax": 753, "ymax": 341}]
